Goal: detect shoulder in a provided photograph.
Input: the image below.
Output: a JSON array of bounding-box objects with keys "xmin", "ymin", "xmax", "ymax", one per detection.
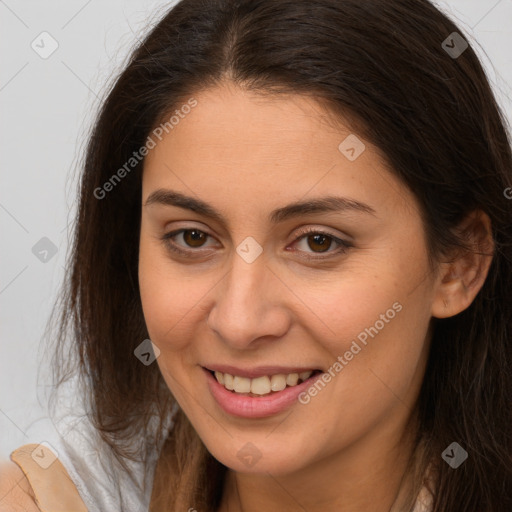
[
  {"xmin": 1, "ymin": 444, "xmax": 87, "ymax": 512},
  {"xmin": 5, "ymin": 443, "xmax": 87, "ymax": 512},
  {"xmin": 0, "ymin": 459, "xmax": 40, "ymax": 511}
]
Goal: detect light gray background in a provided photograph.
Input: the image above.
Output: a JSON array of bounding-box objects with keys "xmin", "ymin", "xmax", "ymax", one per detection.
[{"xmin": 1, "ymin": 0, "xmax": 511, "ymax": 459}]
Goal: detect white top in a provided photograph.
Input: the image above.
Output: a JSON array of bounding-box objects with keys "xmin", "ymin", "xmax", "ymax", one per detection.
[
  {"xmin": 24, "ymin": 374, "xmax": 176, "ymax": 512},
  {"xmin": 413, "ymin": 486, "xmax": 434, "ymax": 511}
]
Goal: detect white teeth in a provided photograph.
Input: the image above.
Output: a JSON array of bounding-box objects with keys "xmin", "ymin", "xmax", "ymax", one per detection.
[
  {"xmin": 299, "ymin": 371, "xmax": 313, "ymax": 381},
  {"xmin": 233, "ymin": 376, "xmax": 251, "ymax": 393},
  {"xmin": 270, "ymin": 374, "xmax": 287, "ymax": 392},
  {"xmin": 224, "ymin": 373, "xmax": 234, "ymax": 390},
  {"xmin": 213, "ymin": 369, "xmax": 316, "ymax": 395},
  {"xmin": 286, "ymin": 373, "xmax": 299, "ymax": 386},
  {"xmin": 251, "ymin": 376, "xmax": 271, "ymax": 395}
]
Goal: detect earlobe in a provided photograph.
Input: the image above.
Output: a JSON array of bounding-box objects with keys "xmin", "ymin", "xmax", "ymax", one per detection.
[{"xmin": 431, "ymin": 210, "xmax": 494, "ymax": 319}]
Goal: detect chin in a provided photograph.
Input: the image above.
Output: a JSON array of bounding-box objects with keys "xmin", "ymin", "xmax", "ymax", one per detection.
[{"xmin": 204, "ymin": 436, "xmax": 310, "ymax": 475}]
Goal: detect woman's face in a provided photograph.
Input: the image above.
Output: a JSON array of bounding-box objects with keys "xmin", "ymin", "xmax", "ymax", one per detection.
[{"xmin": 139, "ymin": 82, "xmax": 439, "ymax": 476}]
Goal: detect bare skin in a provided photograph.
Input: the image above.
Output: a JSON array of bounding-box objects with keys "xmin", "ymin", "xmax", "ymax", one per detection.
[
  {"xmin": 0, "ymin": 460, "xmax": 39, "ymax": 511},
  {"xmin": 137, "ymin": 81, "xmax": 492, "ymax": 512}
]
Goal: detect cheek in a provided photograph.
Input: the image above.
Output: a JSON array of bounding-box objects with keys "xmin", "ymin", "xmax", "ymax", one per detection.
[
  {"xmin": 292, "ymin": 266, "xmax": 402, "ymax": 355},
  {"xmin": 293, "ymin": 255, "xmax": 432, "ymax": 398},
  {"xmin": 138, "ymin": 232, "xmax": 190, "ymax": 348},
  {"xmin": 294, "ymin": 283, "xmax": 430, "ymax": 450},
  {"xmin": 138, "ymin": 231, "xmax": 216, "ymax": 352}
]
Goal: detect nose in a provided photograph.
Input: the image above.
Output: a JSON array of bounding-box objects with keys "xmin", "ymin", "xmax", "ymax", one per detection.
[{"xmin": 207, "ymin": 251, "xmax": 291, "ymax": 350}]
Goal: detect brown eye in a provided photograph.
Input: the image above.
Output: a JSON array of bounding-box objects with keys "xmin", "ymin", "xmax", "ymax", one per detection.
[
  {"xmin": 182, "ymin": 229, "xmax": 208, "ymax": 247},
  {"xmin": 305, "ymin": 233, "xmax": 333, "ymax": 253},
  {"xmin": 161, "ymin": 227, "xmax": 350, "ymax": 260},
  {"xmin": 161, "ymin": 228, "xmax": 215, "ymax": 255},
  {"xmin": 292, "ymin": 228, "xmax": 351, "ymax": 259}
]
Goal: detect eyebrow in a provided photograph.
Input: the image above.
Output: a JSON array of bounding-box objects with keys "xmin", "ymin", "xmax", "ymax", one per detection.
[{"xmin": 144, "ymin": 188, "xmax": 377, "ymax": 224}]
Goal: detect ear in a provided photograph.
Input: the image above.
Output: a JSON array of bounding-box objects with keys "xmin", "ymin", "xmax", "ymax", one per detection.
[{"xmin": 431, "ymin": 210, "xmax": 494, "ymax": 319}]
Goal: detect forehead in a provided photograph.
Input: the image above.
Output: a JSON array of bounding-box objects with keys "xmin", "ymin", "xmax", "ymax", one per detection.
[
  {"xmin": 142, "ymin": 83, "xmax": 417, "ymax": 221},
  {"xmin": 149, "ymin": 84, "xmax": 352, "ymax": 159}
]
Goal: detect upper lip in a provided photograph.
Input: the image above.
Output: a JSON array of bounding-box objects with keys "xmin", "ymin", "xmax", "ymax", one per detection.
[{"xmin": 203, "ymin": 364, "xmax": 321, "ymax": 379}]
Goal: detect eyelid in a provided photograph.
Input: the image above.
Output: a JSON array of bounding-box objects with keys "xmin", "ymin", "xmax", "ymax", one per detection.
[
  {"xmin": 161, "ymin": 227, "xmax": 220, "ymax": 254},
  {"xmin": 289, "ymin": 226, "xmax": 352, "ymax": 259},
  {"xmin": 160, "ymin": 225, "xmax": 352, "ymax": 259}
]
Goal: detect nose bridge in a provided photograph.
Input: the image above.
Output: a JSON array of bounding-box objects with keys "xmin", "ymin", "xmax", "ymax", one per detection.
[
  {"xmin": 221, "ymin": 233, "xmax": 268, "ymax": 312},
  {"xmin": 207, "ymin": 249, "xmax": 288, "ymax": 347},
  {"xmin": 220, "ymin": 251, "xmax": 268, "ymax": 323}
]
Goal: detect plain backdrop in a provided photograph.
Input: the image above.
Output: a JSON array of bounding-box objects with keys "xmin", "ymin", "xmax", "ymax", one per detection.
[{"xmin": 1, "ymin": 0, "xmax": 511, "ymax": 459}]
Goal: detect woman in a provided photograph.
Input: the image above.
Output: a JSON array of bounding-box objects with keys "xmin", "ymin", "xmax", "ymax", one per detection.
[{"xmin": 1, "ymin": 0, "xmax": 511, "ymax": 510}]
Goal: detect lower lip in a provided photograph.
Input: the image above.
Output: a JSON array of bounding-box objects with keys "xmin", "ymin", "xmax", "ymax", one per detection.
[{"xmin": 203, "ymin": 368, "xmax": 322, "ymax": 419}]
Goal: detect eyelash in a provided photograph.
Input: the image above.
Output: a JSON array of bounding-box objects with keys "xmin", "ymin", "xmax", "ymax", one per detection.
[{"xmin": 160, "ymin": 226, "xmax": 352, "ymax": 261}]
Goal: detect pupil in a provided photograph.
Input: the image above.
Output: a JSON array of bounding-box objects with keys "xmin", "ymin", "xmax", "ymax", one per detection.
[
  {"xmin": 185, "ymin": 230, "xmax": 206, "ymax": 247},
  {"xmin": 308, "ymin": 234, "xmax": 330, "ymax": 252}
]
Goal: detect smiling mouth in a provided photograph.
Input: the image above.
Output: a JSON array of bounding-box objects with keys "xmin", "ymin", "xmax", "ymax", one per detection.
[{"xmin": 206, "ymin": 368, "xmax": 323, "ymax": 397}]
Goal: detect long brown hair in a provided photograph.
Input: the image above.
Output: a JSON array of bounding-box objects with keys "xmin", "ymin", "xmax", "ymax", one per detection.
[{"xmin": 48, "ymin": 0, "xmax": 512, "ymax": 510}]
